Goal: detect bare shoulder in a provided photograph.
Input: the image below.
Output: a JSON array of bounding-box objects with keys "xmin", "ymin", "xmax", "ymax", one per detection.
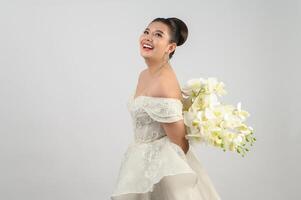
[
  {"xmin": 135, "ymin": 68, "xmax": 147, "ymax": 85},
  {"xmin": 138, "ymin": 68, "xmax": 148, "ymax": 81},
  {"xmin": 156, "ymin": 69, "xmax": 182, "ymax": 100}
]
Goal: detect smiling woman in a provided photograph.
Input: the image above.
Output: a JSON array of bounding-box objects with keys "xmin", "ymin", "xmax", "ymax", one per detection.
[
  {"xmin": 139, "ymin": 17, "xmax": 188, "ymax": 61},
  {"xmin": 110, "ymin": 17, "xmax": 221, "ymax": 200}
]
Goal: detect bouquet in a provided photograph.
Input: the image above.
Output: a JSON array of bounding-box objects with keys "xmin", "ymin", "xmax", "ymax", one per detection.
[{"xmin": 181, "ymin": 77, "xmax": 256, "ymax": 157}]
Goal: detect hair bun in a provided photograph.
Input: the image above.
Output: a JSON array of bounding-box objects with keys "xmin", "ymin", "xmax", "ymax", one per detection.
[{"xmin": 168, "ymin": 17, "xmax": 188, "ymax": 46}]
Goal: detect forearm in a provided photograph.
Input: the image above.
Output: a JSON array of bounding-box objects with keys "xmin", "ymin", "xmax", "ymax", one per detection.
[
  {"xmin": 174, "ymin": 137, "xmax": 189, "ymax": 154},
  {"xmin": 161, "ymin": 119, "xmax": 190, "ymax": 154}
]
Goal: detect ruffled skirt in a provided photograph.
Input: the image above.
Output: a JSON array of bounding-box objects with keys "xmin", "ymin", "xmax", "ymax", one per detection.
[{"xmin": 110, "ymin": 136, "xmax": 221, "ymax": 200}]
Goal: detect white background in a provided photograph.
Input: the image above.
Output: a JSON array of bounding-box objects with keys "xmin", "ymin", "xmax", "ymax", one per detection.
[{"xmin": 0, "ymin": 0, "xmax": 300, "ymax": 199}]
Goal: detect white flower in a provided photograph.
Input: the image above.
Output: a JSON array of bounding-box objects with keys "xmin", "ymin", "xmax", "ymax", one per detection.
[
  {"xmin": 205, "ymin": 108, "xmax": 215, "ymax": 119},
  {"xmin": 181, "ymin": 78, "xmax": 201, "ymax": 96},
  {"xmin": 207, "ymin": 77, "xmax": 218, "ymax": 92},
  {"xmin": 237, "ymin": 102, "xmax": 241, "ymax": 110},
  {"xmin": 182, "ymin": 76, "xmax": 255, "ymax": 157},
  {"xmin": 233, "ymin": 135, "xmax": 243, "ymax": 145}
]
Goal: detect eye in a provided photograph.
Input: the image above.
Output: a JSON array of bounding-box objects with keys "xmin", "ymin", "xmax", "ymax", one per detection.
[
  {"xmin": 143, "ymin": 30, "xmax": 149, "ymax": 34},
  {"xmin": 155, "ymin": 33, "xmax": 162, "ymax": 37}
]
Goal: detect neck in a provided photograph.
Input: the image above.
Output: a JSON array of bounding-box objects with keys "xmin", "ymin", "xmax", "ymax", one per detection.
[{"xmin": 144, "ymin": 58, "xmax": 170, "ymax": 75}]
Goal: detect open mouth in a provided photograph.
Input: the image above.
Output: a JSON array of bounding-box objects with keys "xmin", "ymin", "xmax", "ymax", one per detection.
[{"xmin": 142, "ymin": 43, "xmax": 154, "ymax": 51}]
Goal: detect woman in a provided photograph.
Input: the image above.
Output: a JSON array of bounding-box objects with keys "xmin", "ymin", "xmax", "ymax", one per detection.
[{"xmin": 110, "ymin": 17, "xmax": 221, "ymax": 200}]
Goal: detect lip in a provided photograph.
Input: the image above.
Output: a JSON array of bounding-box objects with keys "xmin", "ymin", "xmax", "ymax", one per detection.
[
  {"xmin": 142, "ymin": 46, "xmax": 154, "ymax": 52},
  {"xmin": 141, "ymin": 41, "xmax": 154, "ymax": 51}
]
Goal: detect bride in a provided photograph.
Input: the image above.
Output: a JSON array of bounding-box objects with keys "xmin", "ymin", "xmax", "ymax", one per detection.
[{"xmin": 110, "ymin": 17, "xmax": 221, "ymax": 200}]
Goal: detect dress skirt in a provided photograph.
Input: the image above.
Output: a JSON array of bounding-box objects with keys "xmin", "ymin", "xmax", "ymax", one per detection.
[{"xmin": 110, "ymin": 137, "xmax": 221, "ymax": 200}]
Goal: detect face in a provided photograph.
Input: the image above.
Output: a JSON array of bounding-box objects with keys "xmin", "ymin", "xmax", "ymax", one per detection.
[{"xmin": 139, "ymin": 21, "xmax": 177, "ymax": 61}]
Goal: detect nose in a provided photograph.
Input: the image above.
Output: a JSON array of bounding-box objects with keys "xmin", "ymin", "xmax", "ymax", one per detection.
[
  {"xmin": 146, "ymin": 37, "xmax": 152, "ymax": 42},
  {"xmin": 146, "ymin": 34, "xmax": 153, "ymax": 42}
]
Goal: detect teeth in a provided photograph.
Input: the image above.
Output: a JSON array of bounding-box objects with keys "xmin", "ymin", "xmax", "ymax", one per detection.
[{"xmin": 143, "ymin": 44, "xmax": 153, "ymax": 49}]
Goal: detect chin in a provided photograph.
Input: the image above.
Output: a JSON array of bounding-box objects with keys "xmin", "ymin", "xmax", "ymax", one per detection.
[{"xmin": 140, "ymin": 52, "xmax": 153, "ymax": 59}]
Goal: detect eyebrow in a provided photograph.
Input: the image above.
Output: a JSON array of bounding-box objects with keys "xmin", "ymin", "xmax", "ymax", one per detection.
[{"xmin": 145, "ymin": 28, "xmax": 165, "ymax": 34}]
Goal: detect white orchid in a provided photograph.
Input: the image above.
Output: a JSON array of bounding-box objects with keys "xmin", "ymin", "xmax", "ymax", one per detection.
[{"xmin": 182, "ymin": 77, "xmax": 256, "ymax": 157}]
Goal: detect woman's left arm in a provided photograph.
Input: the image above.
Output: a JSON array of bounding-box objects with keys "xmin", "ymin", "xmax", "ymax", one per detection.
[
  {"xmin": 161, "ymin": 120, "xmax": 189, "ymax": 154},
  {"xmin": 156, "ymin": 75, "xmax": 189, "ymax": 154}
]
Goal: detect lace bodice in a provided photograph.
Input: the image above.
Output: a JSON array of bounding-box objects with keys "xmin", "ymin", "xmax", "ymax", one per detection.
[{"xmin": 127, "ymin": 94, "xmax": 184, "ymax": 143}]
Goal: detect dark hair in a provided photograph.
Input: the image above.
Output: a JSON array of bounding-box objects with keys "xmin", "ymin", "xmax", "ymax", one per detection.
[{"xmin": 151, "ymin": 17, "xmax": 188, "ymax": 59}]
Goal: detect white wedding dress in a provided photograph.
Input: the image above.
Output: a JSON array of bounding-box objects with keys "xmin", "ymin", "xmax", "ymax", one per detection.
[{"xmin": 110, "ymin": 92, "xmax": 221, "ymax": 200}]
